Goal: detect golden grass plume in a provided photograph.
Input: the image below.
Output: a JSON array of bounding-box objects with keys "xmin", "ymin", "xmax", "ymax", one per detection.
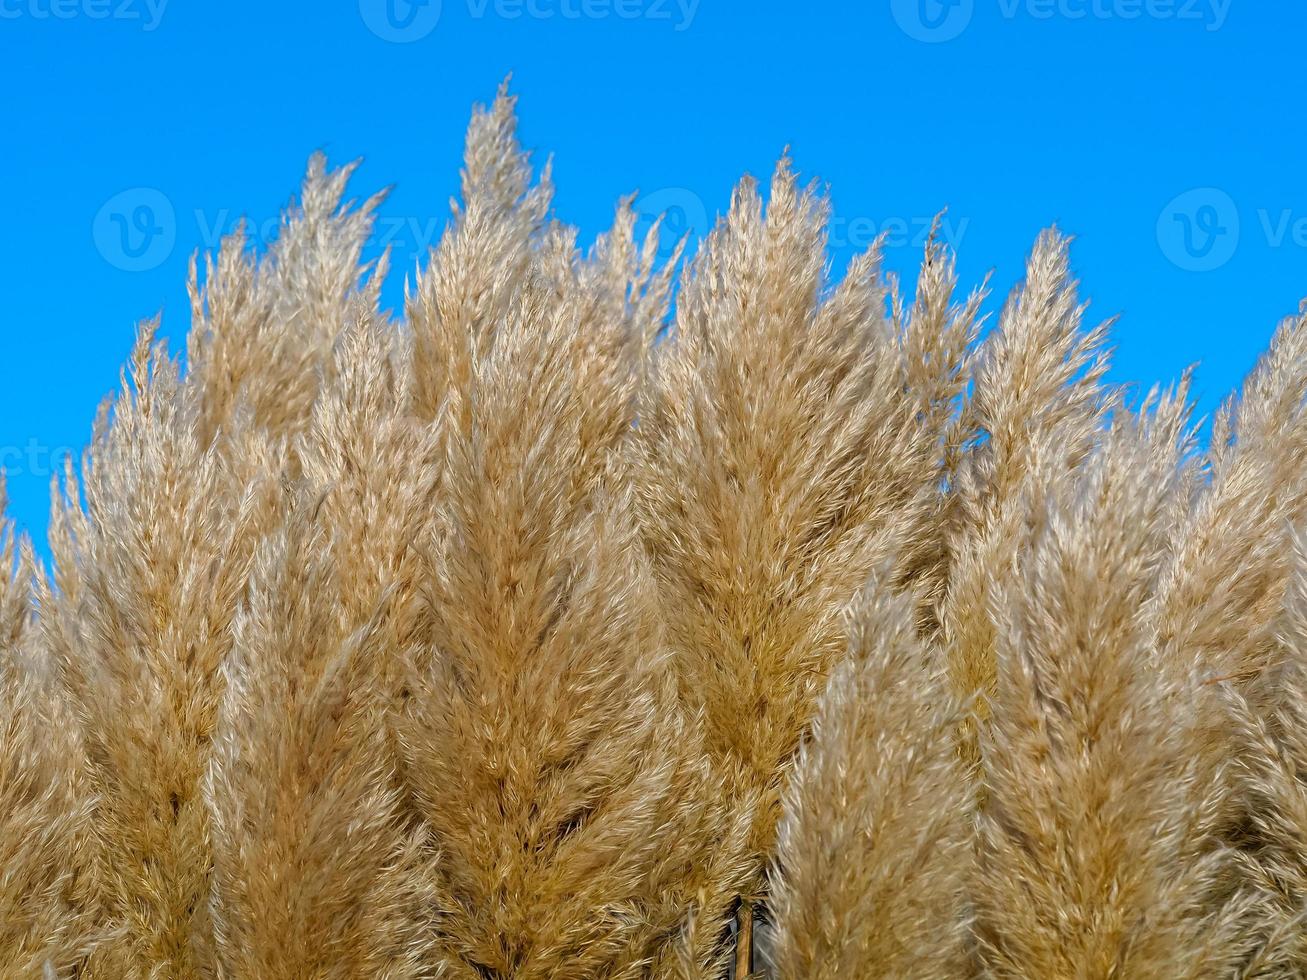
[{"xmin": 3, "ymin": 85, "xmax": 1307, "ymax": 978}]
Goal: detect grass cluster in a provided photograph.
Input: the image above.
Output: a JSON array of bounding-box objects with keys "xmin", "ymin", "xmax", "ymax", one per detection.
[{"xmin": 5, "ymin": 86, "xmax": 1307, "ymax": 978}]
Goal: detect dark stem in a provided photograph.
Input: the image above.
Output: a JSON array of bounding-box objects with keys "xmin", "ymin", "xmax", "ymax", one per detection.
[{"xmin": 735, "ymin": 896, "xmax": 754, "ymax": 978}]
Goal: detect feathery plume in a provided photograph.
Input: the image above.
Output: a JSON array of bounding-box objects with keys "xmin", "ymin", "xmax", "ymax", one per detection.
[
  {"xmin": 203, "ymin": 315, "xmax": 440, "ymax": 978},
  {"xmin": 1214, "ymin": 524, "xmax": 1307, "ymax": 976},
  {"xmin": 1153, "ymin": 306, "xmax": 1307, "ymax": 687},
  {"xmin": 407, "ymin": 82, "xmax": 553, "ymax": 421},
  {"xmin": 205, "ymin": 511, "xmax": 433, "ymax": 979},
  {"xmin": 396, "ymin": 94, "xmax": 749, "ymax": 974},
  {"xmin": 5, "ymin": 83, "xmax": 1306, "ymax": 978},
  {"xmin": 974, "ymin": 398, "xmax": 1247, "ymax": 978},
  {"xmin": 939, "ymin": 230, "xmax": 1112, "ymax": 770},
  {"xmin": 770, "ymin": 577, "xmax": 972, "ymax": 979},
  {"xmin": 0, "ymin": 486, "xmax": 99, "ymax": 977},
  {"xmin": 633, "ymin": 161, "xmax": 970, "ymax": 871},
  {"xmin": 40, "ymin": 327, "xmax": 277, "ymax": 978},
  {"xmin": 186, "ymin": 156, "xmax": 389, "ymax": 448}
]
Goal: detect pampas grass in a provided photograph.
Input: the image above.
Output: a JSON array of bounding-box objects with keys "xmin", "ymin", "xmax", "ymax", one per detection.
[
  {"xmin": 7, "ymin": 85, "xmax": 1307, "ymax": 977},
  {"xmin": 769, "ymin": 577, "xmax": 971, "ymax": 979},
  {"xmin": 629, "ymin": 165, "xmax": 978, "ymax": 968},
  {"xmin": 0, "ymin": 484, "xmax": 99, "ymax": 977}
]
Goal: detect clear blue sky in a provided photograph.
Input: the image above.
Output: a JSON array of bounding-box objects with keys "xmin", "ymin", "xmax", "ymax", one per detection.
[{"xmin": 1, "ymin": 0, "xmax": 1302, "ymax": 545}]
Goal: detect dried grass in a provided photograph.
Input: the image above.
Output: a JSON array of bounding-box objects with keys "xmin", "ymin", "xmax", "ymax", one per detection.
[{"xmin": 6, "ymin": 86, "xmax": 1307, "ymax": 978}]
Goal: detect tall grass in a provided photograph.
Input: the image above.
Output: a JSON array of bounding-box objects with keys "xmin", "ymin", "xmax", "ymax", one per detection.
[{"xmin": 5, "ymin": 86, "xmax": 1307, "ymax": 977}]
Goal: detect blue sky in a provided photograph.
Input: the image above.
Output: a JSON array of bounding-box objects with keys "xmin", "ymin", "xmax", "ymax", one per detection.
[{"xmin": 1, "ymin": 0, "xmax": 1302, "ymax": 545}]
